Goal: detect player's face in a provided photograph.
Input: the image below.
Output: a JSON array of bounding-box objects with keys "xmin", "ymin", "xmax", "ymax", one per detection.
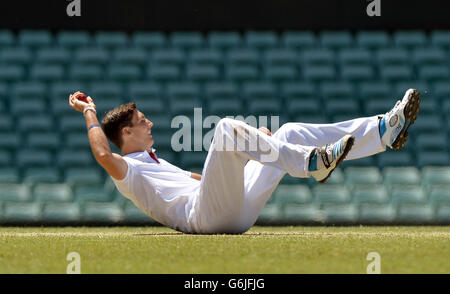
[{"xmin": 129, "ymin": 110, "xmax": 154, "ymax": 148}]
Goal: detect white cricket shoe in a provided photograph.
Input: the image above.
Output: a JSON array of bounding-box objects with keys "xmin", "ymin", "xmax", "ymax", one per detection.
[
  {"xmin": 380, "ymin": 89, "xmax": 421, "ymax": 150},
  {"xmin": 309, "ymin": 134, "xmax": 355, "ymax": 183}
]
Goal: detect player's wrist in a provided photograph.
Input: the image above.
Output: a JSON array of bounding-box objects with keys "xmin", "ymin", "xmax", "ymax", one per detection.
[{"xmin": 83, "ymin": 106, "xmax": 97, "ymax": 116}]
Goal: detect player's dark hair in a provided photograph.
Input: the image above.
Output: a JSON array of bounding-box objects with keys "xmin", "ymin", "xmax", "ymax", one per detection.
[{"xmin": 101, "ymin": 102, "xmax": 137, "ymax": 150}]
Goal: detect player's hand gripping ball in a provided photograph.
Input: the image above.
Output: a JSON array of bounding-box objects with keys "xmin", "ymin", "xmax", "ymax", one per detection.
[{"xmin": 76, "ymin": 93, "xmax": 88, "ymax": 103}]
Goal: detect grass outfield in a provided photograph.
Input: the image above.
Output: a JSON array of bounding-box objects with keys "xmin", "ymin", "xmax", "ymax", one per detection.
[{"xmin": 0, "ymin": 226, "xmax": 448, "ymax": 274}]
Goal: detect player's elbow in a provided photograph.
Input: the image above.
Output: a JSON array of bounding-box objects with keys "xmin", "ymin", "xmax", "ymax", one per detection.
[{"xmin": 94, "ymin": 151, "xmax": 113, "ymax": 164}]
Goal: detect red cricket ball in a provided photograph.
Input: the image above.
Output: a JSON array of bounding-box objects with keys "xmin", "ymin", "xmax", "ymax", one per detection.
[{"xmin": 77, "ymin": 93, "xmax": 88, "ymax": 103}]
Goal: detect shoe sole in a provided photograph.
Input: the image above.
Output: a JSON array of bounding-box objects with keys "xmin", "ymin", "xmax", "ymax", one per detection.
[
  {"xmin": 319, "ymin": 136, "xmax": 355, "ymax": 183},
  {"xmin": 391, "ymin": 89, "xmax": 421, "ymax": 150}
]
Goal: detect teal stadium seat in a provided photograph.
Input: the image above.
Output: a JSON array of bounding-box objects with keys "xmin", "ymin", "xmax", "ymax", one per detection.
[
  {"xmin": 227, "ymin": 48, "xmax": 260, "ymax": 66},
  {"xmin": 207, "ymin": 31, "xmax": 242, "ymax": 50},
  {"xmin": 380, "ymin": 65, "xmax": 413, "ymax": 82},
  {"xmin": 0, "ymin": 30, "xmax": 14, "ymax": 47},
  {"xmin": 205, "ymin": 82, "xmax": 239, "ymax": 100},
  {"xmin": 383, "ymin": 167, "xmax": 421, "ymax": 187},
  {"xmin": 264, "ymin": 65, "xmax": 298, "ymax": 83},
  {"xmin": 287, "ymin": 98, "xmax": 320, "ymax": 117},
  {"xmin": 338, "ymin": 48, "xmax": 372, "ymax": 66},
  {"xmin": 245, "ymin": 31, "xmax": 278, "ymax": 50},
  {"xmin": 390, "ymin": 185, "xmax": 427, "ymax": 206},
  {"xmin": 302, "ymin": 65, "xmax": 336, "ymax": 82},
  {"xmin": 33, "ymin": 183, "xmax": 73, "ymax": 203},
  {"xmin": 313, "ymin": 184, "xmax": 351, "ymax": 205},
  {"xmin": 430, "ymin": 30, "xmax": 450, "ymax": 49},
  {"xmin": 281, "ymin": 204, "xmax": 323, "ymax": 224},
  {"xmin": 0, "ymin": 132, "xmax": 20, "ymax": 151},
  {"xmin": 415, "ymin": 133, "xmax": 447, "ymax": 152},
  {"xmin": 397, "ymin": 203, "xmax": 434, "ymax": 223},
  {"xmin": 179, "ymin": 152, "xmax": 207, "ymax": 170},
  {"xmin": 412, "ymin": 47, "xmax": 447, "ymax": 66},
  {"xmin": 3, "ymin": 202, "xmax": 42, "ymax": 222},
  {"xmin": 147, "ymin": 64, "xmax": 181, "ymax": 83},
  {"xmin": 207, "ymin": 98, "xmax": 243, "ymax": 117},
  {"xmin": 56, "ymin": 31, "xmax": 91, "ymax": 48},
  {"xmin": 0, "ymin": 47, "xmax": 32, "ymax": 65},
  {"xmin": 75, "ymin": 47, "xmax": 109, "ymax": 66},
  {"xmin": 359, "ymin": 203, "xmax": 396, "ymax": 223},
  {"xmin": 43, "ymin": 203, "xmax": 81, "ymax": 223},
  {"xmin": 320, "ymin": 82, "xmax": 354, "ymax": 100},
  {"xmin": 422, "ymin": 167, "xmax": 450, "ymax": 189},
  {"xmin": 345, "ymin": 167, "xmax": 382, "ymax": 187},
  {"xmin": 376, "ymin": 48, "xmax": 409, "ymax": 66},
  {"xmin": 0, "ymin": 115, "xmax": 12, "ymax": 131},
  {"xmin": 10, "ymin": 97, "xmax": 45, "ymax": 115},
  {"xmin": 189, "ymin": 49, "xmax": 223, "ymax": 66},
  {"xmin": 123, "ymin": 202, "xmax": 156, "ymax": 224},
  {"xmin": 151, "ymin": 48, "xmax": 185, "ymax": 66},
  {"xmin": 436, "ymin": 204, "xmax": 450, "ymax": 222},
  {"xmin": 356, "ymin": 31, "xmax": 391, "ymax": 49},
  {"xmin": 419, "ymin": 65, "xmax": 450, "ymax": 82},
  {"xmin": 272, "ymin": 184, "xmax": 312, "ymax": 206},
  {"xmin": 186, "ymin": 64, "xmax": 220, "ymax": 82},
  {"xmin": 59, "ymin": 114, "xmax": 87, "ymax": 132},
  {"xmin": 281, "ymin": 31, "xmax": 316, "ymax": 50},
  {"xmin": 74, "ymin": 186, "xmax": 112, "ymax": 203},
  {"xmin": 114, "ymin": 47, "xmax": 148, "ymax": 66},
  {"xmin": 319, "ymin": 31, "xmax": 353, "ymax": 49},
  {"xmin": 429, "ymin": 185, "xmax": 450, "ymax": 208},
  {"xmin": 134, "ymin": 99, "xmax": 165, "ymax": 117},
  {"xmin": 225, "ymin": 65, "xmax": 259, "ymax": 82},
  {"xmin": 132, "ymin": 31, "xmax": 167, "ymax": 49},
  {"xmin": 323, "ymin": 203, "xmax": 358, "ymax": 223},
  {"xmin": 16, "ymin": 149, "xmax": 52, "ymax": 168},
  {"xmin": 94, "ymin": 31, "xmax": 128, "ymax": 49},
  {"xmin": 82, "ymin": 202, "xmax": 123, "ymax": 223},
  {"xmin": 301, "ymin": 48, "xmax": 334, "ymax": 65},
  {"xmin": 57, "ymin": 149, "xmax": 94, "ymax": 168},
  {"xmin": 352, "ymin": 184, "xmax": 389, "ymax": 204},
  {"xmin": 0, "ymin": 183, "xmax": 32, "ymax": 202},
  {"xmin": 107, "ymin": 64, "xmax": 142, "ymax": 82},
  {"xmin": 23, "ymin": 167, "xmax": 60, "ymax": 184},
  {"xmin": 0, "ymin": 168, "xmax": 20, "ymax": 184},
  {"xmin": 50, "ymin": 81, "xmax": 85, "ymax": 101},
  {"xmin": 341, "ymin": 64, "xmax": 375, "ymax": 82},
  {"xmin": 65, "ymin": 167, "xmax": 104, "ymax": 188},
  {"xmin": 128, "ymin": 82, "xmax": 162, "ymax": 101},
  {"xmin": 69, "ymin": 64, "xmax": 103, "ymax": 82},
  {"xmin": 26, "ymin": 132, "xmax": 60, "ymax": 151},
  {"xmin": 434, "ymin": 82, "xmax": 450, "ymax": 99},
  {"xmin": 18, "ymin": 115, "xmax": 53, "ymax": 132},
  {"xmin": 264, "ymin": 48, "xmax": 298, "ymax": 66},
  {"xmin": 12, "ymin": 81, "xmax": 46, "ymax": 99},
  {"xmin": 242, "ymin": 82, "xmax": 276, "ymax": 101},
  {"xmin": 18, "ymin": 30, "xmax": 52, "ymax": 48},
  {"xmin": 257, "ymin": 203, "xmax": 284, "ymax": 225},
  {"xmin": 365, "ymin": 99, "xmax": 396, "ymax": 116},
  {"xmin": 281, "ymin": 82, "xmax": 316, "ymax": 100},
  {"xmin": 393, "ymin": 31, "xmax": 427, "ymax": 48},
  {"xmin": 170, "ymin": 31, "xmax": 204, "ymax": 50},
  {"xmin": 417, "ymin": 151, "xmax": 450, "ymax": 167},
  {"xmin": 65, "ymin": 131, "xmax": 90, "ymax": 150},
  {"xmin": 0, "ymin": 65, "xmax": 25, "ymax": 82},
  {"xmin": 0, "ymin": 150, "xmax": 12, "ymax": 166},
  {"xmin": 36, "ymin": 47, "xmax": 71, "ymax": 65}
]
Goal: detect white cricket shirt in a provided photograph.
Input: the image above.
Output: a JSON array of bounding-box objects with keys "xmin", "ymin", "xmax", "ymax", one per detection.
[{"xmin": 111, "ymin": 149, "xmax": 201, "ymax": 232}]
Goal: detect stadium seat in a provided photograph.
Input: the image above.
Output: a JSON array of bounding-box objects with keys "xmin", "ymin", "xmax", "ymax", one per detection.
[
  {"xmin": 189, "ymin": 49, "xmax": 223, "ymax": 66},
  {"xmin": 0, "ymin": 132, "xmax": 20, "ymax": 151},
  {"xmin": 301, "ymin": 49, "xmax": 334, "ymax": 65},
  {"xmin": 0, "ymin": 150, "xmax": 12, "ymax": 166},
  {"xmin": 56, "ymin": 31, "xmax": 91, "ymax": 48},
  {"xmin": 323, "ymin": 204, "xmax": 358, "ymax": 223},
  {"xmin": 122, "ymin": 202, "xmax": 156, "ymax": 224},
  {"xmin": 170, "ymin": 31, "xmax": 204, "ymax": 50},
  {"xmin": 352, "ymin": 184, "xmax": 389, "ymax": 204},
  {"xmin": 376, "ymin": 48, "xmax": 409, "ymax": 66},
  {"xmin": 382, "ymin": 167, "xmax": 421, "ymax": 186},
  {"xmin": 263, "ymin": 65, "xmax": 298, "ymax": 83},
  {"xmin": 430, "ymin": 30, "xmax": 450, "ymax": 49},
  {"xmin": 18, "ymin": 30, "xmax": 52, "ymax": 48},
  {"xmin": 419, "ymin": 65, "xmax": 450, "ymax": 82},
  {"xmin": 186, "ymin": 64, "xmax": 220, "ymax": 82},
  {"xmin": 36, "ymin": 47, "xmax": 71, "ymax": 65},
  {"xmin": 281, "ymin": 204, "xmax": 323, "ymax": 224},
  {"xmin": 23, "ymin": 167, "xmax": 60, "ymax": 184},
  {"xmin": 245, "ymin": 31, "xmax": 278, "ymax": 50},
  {"xmin": 397, "ymin": 203, "xmax": 434, "ymax": 223},
  {"xmin": 65, "ymin": 131, "xmax": 90, "ymax": 150},
  {"xmin": 0, "ymin": 65, "xmax": 25, "ymax": 82},
  {"xmin": 113, "ymin": 47, "xmax": 148, "ymax": 66},
  {"xmin": 69, "ymin": 64, "xmax": 103, "ymax": 82},
  {"xmin": 64, "ymin": 167, "xmax": 104, "ymax": 188},
  {"xmin": 205, "ymin": 82, "xmax": 239, "ymax": 100},
  {"xmin": 151, "ymin": 48, "xmax": 185, "ymax": 66},
  {"xmin": 94, "ymin": 31, "xmax": 128, "ymax": 49},
  {"xmin": 340, "ymin": 65, "xmax": 375, "ymax": 82},
  {"xmin": 433, "ymin": 81, "xmax": 450, "ymax": 99},
  {"xmin": 390, "ymin": 185, "xmax": 427, "ymax": 205},
  {"xmin": 147, "ymin": 64, "xmax": 181, "ymax": 83},
  {"xmin": 26, "ymin": 132, "xmax": 60, "ymax": 151},
  {"xmin": 326, "ymin": 99, "xmax": 360, "ymax": 120},
  {"xmin": 272, "ymin": 185, "xmax": 312, "ymax": 205},
  {"xmin": 207, "ymin": 98, "xmax": 243, "ymax": 116},
  {"xmin": 257, "ymin": 203, "xmax": 284, "ymax": 225},
  {"xmin": 225, "ymin": 65, "xmax": 259, "ymax": 82},
  {"xmin": 287, "ymin": 98, "xmax": 320, "ymax": 116},
  {"xmin": 59, "ymin": 115, "xmax": 86, "ymax": 132},
  {"xmin": 436, "ymin": 204, "xmax": 450, "ymax": 222},
  {"xmin": 393, "ymin": 31, "xmax": 427, "ymax": 48},
  {"xmin": 128, "ymin": 82, "xmax": 162, "ymax": 101},
  {"xmin": 43, "ymin": 203, "xmax": 81, "ymax": 223},
  {"xmin": 264, "ymin": 48, "xmax": 298, "ymax": 66},
  {"xmin": 75, "ymin": 47, "xmax": 109, "ymax": 66},
  {"xmin": 0, "ymin": 47, "xmax": 32, "ymax": 65},
  {"xmin": 312, "ymin": 184, "xmax": 351, "ymax": 205},
  {"xmin": 429, "ymin": 185, "xmax": 450, "ymax": 207},
  {"xmin": 412, "ymin": 48, "xmax": 447, "ymax": 66},
  {"xmin": 10, "ymin": 97, "xmax": 46, "ymax": 115},
  {"xmin": 33, "ymin": 183, "xmax": 73, "ymax": 203},
  {"xmin": 132, "ymin": 31, "xmax": 167, "ymax": 49},
  {"xmin": 227, "ymin": 48, "xmax": 260, "ymax": 66},
  {"xmin": 207, "ymin": 31, "xmax": 242, "ymax": 50},
  {"xmin": 415, "ymin": 133, "xmax": 447, "ymax": 152},
  {"xmin": 320, "ymin": 82, "xmax": 354, "ymax": 100},
  {"xmin": 0, "ymin": 30, "xmax": 14, "ymax": 47},
  {"xmin": 281, "ymin": 82, "xmax": 316, "ymax": 100},
  {"xmin": 74, "ymin": 186, "xmax": 112, "ymax": 203},
  {"xmin": 417, "ymin": 151, "xmax": 450, "ymax": 167},
  {"xmin": 376, "ymin": 151, "xmax": 414, "ymax": 168},
  {"xmin": 18, "ymin": 115, "xmax": 53, "ymax": 132},
  {"xmin": 356, "ymin": 31, "xmax": 391, "ymax": 49},
  {"xmin": 50, "ymin": 81, "xmax": 86, "ymax": 101},
  {"xmin": 169, "ymin": 97, "xmax": 202, "ymax": 116},
  {"xmin": 56, "ymin": 149, "xmax": 94, "ymax": 168},
  {"xmin": 11, "ymin": 81, "xmax": 46, "ymax": 99},
  {"xmin": 0, "ymin": 168, "xmax": 20, "ymax": 184},
  {"xmin": 179, "ymin": 152, "xmax": 207, "ymax": 170},
  {"xmin": 422, "ymin": 167, "xmax": 450, "ymax": 189},
  {"xmin": 107, "ymin": 64, "xmax": 142, "ymax": 82},
  {"xmin": 358, "ymin": 82, "xmax": 392, "ymax": 102},
  {"xmin": 380, "ymin": 65, "xmax": 413, "ymax": 82},
  {"xmin": 338, "ymin": 48, "xmax": 372, "ymax": 66},
  {"xmin": 359, "ymin": 203, "xmax": 396, "ymax": 223},
  {"xmin": 302, "ymin": 65, "xmax": 336, "ymax": 82},
  {"xmin": 247, "ymin": 98, "xmax": 283, "ymax": 118},
  {"xmin": 3, "ymin": 202, "xmax": 42, "ymax": 222},
  {"xmin": 281, "ymin": 31, "xmax": 316, "ymax": 49},
  {"xmin": 16, "ymin": 149, "xmax": 52, "ymax": 168},
  {"xmin": 319, "ymin": 31, "xmax": 353, "ymax": 49},
  {"xmin": 345, "ymin": 167, "xmax": 382, "ymax": 187},
  {"xmin": 0, "ymin": 183, "xmax": 32, "ymax": 202},
  {"xmin": 82, "ymin": 202, "xmax": 123, "ymax": 223}
]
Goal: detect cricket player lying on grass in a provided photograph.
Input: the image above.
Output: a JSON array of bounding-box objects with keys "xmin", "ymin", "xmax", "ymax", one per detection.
[{"xmin": 69, "ymin": 89, "xmax": 420, "ymax": 234}]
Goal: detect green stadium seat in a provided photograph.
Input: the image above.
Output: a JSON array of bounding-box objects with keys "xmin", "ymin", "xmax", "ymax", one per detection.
[
  {"xmin": 205, "ymin": 82, "xmax": 239, "ymax": 100},
  {"xmin": 320, "ymin": 82, "xmax": 354, "ymax": 99},
  {"xmin": 419, "ymin": 65, "xmax": 450, "ymax": 82},
  {"xmin": 436, "ymin": 204, "xmax": 450, "ymax": 222},
  {"xmin": 29, "ymin": 64, "xmax": 64, "ymax": 81},
  {"xmin": 415, "ymin": 133, "xmax": 447, "ymax": 151},
  {"xmin": 33, "ymin": 183, "xmax": 73, "ymax": 203},
  {"xmin": 287, "ymin": 98, "xmax": 320, "ymax": 116},
  {"xmin": 376, "ymin": 48, "xmax": 409, "ymax": 65},
  {"xmin": 245, "ymin": 31, "xmax": 278, "ymax": 50},
  {"xmin": 338, "ymin": 48, "xmax": 372, "ymax": 66},
  {"xmin": 147, "ymin": 65, "xmax": 181, "ymax": 82},
  {"xmin": 75, "ymin": 47, "xmax": 109, "ymax": 65},
  {"xmin": 82, "ymin": 202, "xmax": 124, "ymax": 223},
  {"xmin": 16, "ymin": 149, "xmax": 52, "ymax": 168},
  {"xmin": 302, "ymin": 49, "xmax": 334, "ymax": 65},
  {"xmin": 359, "ymin": 203, "xmax": 396, "ymax": 223},
  {"xmin": 264, "ymin": 49, "xmax": 298, "ymax": 66},
  {"xmin": 65, "ymin": 167, "xmax": 104, "ymax": 188},
  {"xmin": 69, "ymin": 64, "xmax": 103, "ymax": 81},
  {"xmin": 18, "ymin": 115, "xmax": 53, "ymax": 132},
  {"xmin": 189, "ymin": 49, "xmax": 223, "ymax": 66},
  {"xmin": 207, "ymin": 31, "xmax": 242, "ymax": 50},
  {"xmin": 341, "ymin": 65, "xmax": 375, "ymax": 82},
  {"xmin": 108, "ymin": 64, "xmax": 142, "ymax": 81},
  {"xmin": 356, "ymin": 31, "xmax": 390, "ymax": 49},
  {"xmin": 36, "ymin": 47, "xmax": 71, "ymax": 65},
  {"xmin": 390, "ymin": 185, "xmax": 427, "ymax": 205},
  {"xmin": 0, "ymin": 183, "xmax": 32, "ymax": 202},
  {"xmin": 383, "ymin": 167, "xmax": 421, "ymax": 186},
  {"xmin": 227, "ymin": 48, "xmax": 260, "ymax": 66},
  {"xmin": 326, "ymin": 99, "xmax": 360, "ymax": 119},
  {"xmin": 59, "ymin": 115, "xmax": 86, "ymax": 132},
  {"xmin": 345, "ymin": 167, "xmax": 382, "ymax": 186},
  {"xmin": 0, "ymin": 47, "xmax": 32, "ymax": 65},
  {"xmin": 12, "ymin": 81, "xmax": 46, "ymax": 99},
  {"xmin": 412, "ymin": 48, "xmax": 446, "ymax": 66},
  {"xmin": 417, "ymin": 151, "xmax": 450, "ymax": 167},
  {"xmin": 319, "ymin": 31, "xmax": 353, "ymax": 49},
  {"xmin": 263, "ymin": 65, "xmax": 298, "ymax": 83},
  {"xmin": 393, "ymin": 31, "xmax": 427, "ymax": 48},
  {"xmin": 0, "ymin": 65, "xmax": 25, "ymax": 82},
  {"xmin": 303, "ymin": 65, "xmax": 336, "ymax": 82},
  {"xmin": 43, "ymin": 203, "xmax": 81, "ymax": 222},
  {"xmin": 433, "ymin": 81, "xmax": 450, "ymax": 99},
  {"xmin": 359, "ymin": 82, "xmax": 392, "ymax": 101},
  {"xmin": 282, "ymin": 31, "xmax": 316, "ymax": 49},
  {"xmin": 323, "ymin": 204, "xmax": 358, "ymax": 223},
  {"xmin": 0, "ymin": 30, "xmax": 14, "ymax": 47},
  {"xmin": 242, "ymin": 82, "xmax": 276, "ymax": 100},
  {"xmin": 0, "ymin": 150, "xmax": 12, "ymax": 166},
  {"xmin": 208, "ymin": 98, "xmax": 243, "ymax": 116},
  {"xmin": 248, "ymin": 98, "xmax": 282, "ymax": 117},
  {"xmin": 281, "ymin": 82, "xmax": 316, "ymax": 100},
  {"xmin": 0, "ymin": 168, "xmax": 20, "ymax": 184},
  {"xmin": 26, "ymin": 132, "xmax": 60, "ymax": 151},
  {"xmin": 257, "ymin": 203, "xmax": 284, "ymax": 224},
  {"xmin": 365, "ymin": 99, "xmax": 397, "ymax": 116},
  {"xmin": 56, "ymin": 31, "xmax": 91, "ymax": 48},
  {"xmin": 272, "ymin": 184, "xmax": 312, "ymax": 205},
  {"xmin": 352, "ymin": 184, "xmax": 389, "ymax": 204},
  {"xmin": 123, "ymin": 201, "xmax": 156, "ymax": 224},
  {"xmin": 65, "ymin": 131, "xmax": 90, "ymax": 149},
  {"xmin": 186, "ymin": 64, "xmax": 220, "ymax": 82},
  {"xmin": 225, "ymin": 65, "xmax": 259, "ymax": 82},
  {"xmin": 429, "ymin": 185, "xmax": 450, "ymax": 207},
  {"xmin": 113, "ymin": 47, "xmax": 148, "ymax": 66},
  {"xmin": 74, "ymin": 186, "xmax": 112, "ymax": 203},
  {"xmin": 397, "ymin": 203, "xmax": 434, "ymax": 223},
  {"xmin": 376, "ymin": 151, "xmax": 414, "ymax": 168},
  {"xmin": 10, "ymin": 98, "xmax": 46, "ymax": 114},
  {"xmin": 281, "ymin": 204, "xmax": 323, "ymax": 224},
  {"xmin": 94, "ymin": 31, "xmax": 128, "ymax": 48},
  {"xmin": 3, "ymin": 202, "xmax": 42, "ymax": 222},
  {"xmin": 132, "ymin": 31, "xmax": 167, "ymax": 49},
  {"xmin": 56, "ymin": 149, "xmax": 94, "ymax": 168},
  {"xmin": 380, "ymin": 65, "xmax": 413, "ymax": 82},
  {"xmin": 18, "ymin": 30, "xmax": 52, "ymax": 48},
  {"xmin": 430, "ymin": 30, "xmax": 450, "ymax": 49},
  {"xmin": 151, "ymin": 48, "xmax": 185, "ymax": 66},
  {"xmin": 170, "ymin": 31, "xmax": 204, "ymax": 50},
  {"xmin": 313, "ymin": 184, "xmax": 351, "ymax": 205},
  {"xmin": 167, "ymin": 82, "xmax": 200, "ymax": 99},
  {"xmin": 128, "ymin": 82, "xmax": 162, "ymax": 101},
  {"xmin": 0, "ymin": 132, "xmax": 20, "ymax": 151},
  {"xmin": 89, "ymin": 82, "xmax": 123, "ymax": 99},
  {"xmin": 422, "ymin": 167, "xmax": 450, "ymax": 189},
  {"xmin": 0, "ymin": 82, "xmax": 8, "ymax": 99},
  {"xmin": 23, "ymin": 167, "xmax": 60, "ymax": 184}
]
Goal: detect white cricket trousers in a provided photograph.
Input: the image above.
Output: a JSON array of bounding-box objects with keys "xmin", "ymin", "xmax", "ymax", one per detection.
[{"xmin": 192, "ymin": 116, "xmax": 386, "ymax": 234}]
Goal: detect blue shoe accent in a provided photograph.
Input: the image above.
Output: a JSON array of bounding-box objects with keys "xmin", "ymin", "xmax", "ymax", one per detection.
[
  {"xmin": 379, "ymin": 116, "xmax": 387, "ymax": 139},
  {"xmin": 308, "ymin": 152, "xmax": 318, "ymax": 171}
]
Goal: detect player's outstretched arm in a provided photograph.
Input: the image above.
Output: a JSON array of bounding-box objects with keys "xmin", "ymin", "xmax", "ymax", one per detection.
[
  {"xmin": 191, "ymin": 172, "xmax": 202, "ymax": 181},
  {"xmin": 69, "ymin": 91, "xmax": 128, "ymax": 181}
]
